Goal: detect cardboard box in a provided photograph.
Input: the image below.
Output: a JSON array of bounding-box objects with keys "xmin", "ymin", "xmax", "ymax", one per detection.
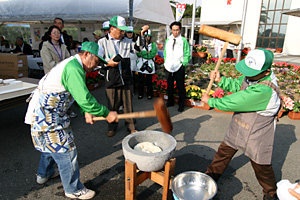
[
  {"xmin": 0, "ymin": 53, "xmax": 28, "ymax": 71},
  {"xmin": 0, "ymin": 69, "xmax": 28, "ymax": 79}
]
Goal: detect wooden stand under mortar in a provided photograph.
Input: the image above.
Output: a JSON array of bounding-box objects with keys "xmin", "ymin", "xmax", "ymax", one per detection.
[{"xmin": 125, "ymin": 158, "xmax": 176, "ymax": 200}]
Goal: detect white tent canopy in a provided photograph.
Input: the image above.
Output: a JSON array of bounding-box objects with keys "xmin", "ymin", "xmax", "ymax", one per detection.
[{"xmin": 0, "ymin": 0, "xmax": 174, "ymax": 25}]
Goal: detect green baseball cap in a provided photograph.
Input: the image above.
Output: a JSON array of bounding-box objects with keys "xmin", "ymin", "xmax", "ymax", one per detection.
[
  {"xmin": 81, "ymin": 42, "xmax": 107, "ymax": 64},
  {"xmin": 235, "ymin": 48, "xmax": 274, "ymax": 77},
  {"xmin": 110, "ymin": 16, "xmax": 128, "ymax": 31}
]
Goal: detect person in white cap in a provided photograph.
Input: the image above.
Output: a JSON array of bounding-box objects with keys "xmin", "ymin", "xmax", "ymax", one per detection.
[
  {"xmin": 101, "ymin": 21, "xmax": 110, "ymax": 36},
  {"xmin": 125, "ymin": 26, "xmax": 138, "ymax": 94},
  {"xmin": 201, "ymin": 48, "xmax": 281, "ymax": 200},
  {"xmin": 136, "ymin": 29, "xmax": 157, "ymax": 99},
  {"xmin": 98, "ymin": 15, "xmax": 149, "ymax": 137},
  {"xmin": 25, "ymin": 42, "xmax": 118, "ymax": 200}
]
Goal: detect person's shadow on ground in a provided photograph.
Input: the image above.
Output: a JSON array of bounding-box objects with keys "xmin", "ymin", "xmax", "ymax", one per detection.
[
  {"xmin": 272, "ymin": 124, "xmax": 297, "ymax": 181},
  {"xmin": 167, "ymin": 114, "xmax": 212, "ymax": 144}
]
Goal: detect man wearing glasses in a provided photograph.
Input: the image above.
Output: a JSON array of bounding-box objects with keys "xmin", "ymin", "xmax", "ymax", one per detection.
[{"xmin": 98, "ymin": 16, "xmax": 149, "ymax": 137}]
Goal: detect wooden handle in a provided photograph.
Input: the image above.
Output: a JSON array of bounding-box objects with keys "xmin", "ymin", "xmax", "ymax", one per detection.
[
  {"xmin": 93, "ymin": 110, "xmax": 157, "ymax": 121},
  {"xmin": 206, "ymin": 41, "xmax": 229, "ymax": 94}
]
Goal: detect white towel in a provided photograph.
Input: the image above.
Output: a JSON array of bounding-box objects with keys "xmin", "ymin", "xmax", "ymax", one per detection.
[{"xmin": 277, "ymin": 180, "xmax": 300, "ymax": 200}]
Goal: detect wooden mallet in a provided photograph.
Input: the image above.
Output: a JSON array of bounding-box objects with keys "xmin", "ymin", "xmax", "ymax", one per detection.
[
  {"xmin": 198, "ymin": 25, "xmax": 242, "ymax": 105},
  {"xmin": 93, "ymin": 98, "xmax": 173, "ymax": 134}
]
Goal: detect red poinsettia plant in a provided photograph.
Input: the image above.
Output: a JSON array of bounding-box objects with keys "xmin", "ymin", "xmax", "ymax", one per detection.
[
  {"xmin": 86, "ymin": 71, "xmax": 103, "ymax": 85},
  {"xmin": 241, "ymin": 47, "xmax": 250, "ymax": 57},
  {"xmin": 155, "ymin": 55, "xmax": 164, "ymax": 65},
  {"xmin": 156, "ymin": 79, "xmax": 168, "ymax": 93},
  {"xmin": 152, "ymin": 74, "xmax": 159, "ymax": 90}
]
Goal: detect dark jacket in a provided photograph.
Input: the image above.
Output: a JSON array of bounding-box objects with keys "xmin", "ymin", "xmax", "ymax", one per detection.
[
  {"xmin": 14, "ymin": 43, "xmax": 33, "ymax": 55},
  {"xmin": 98, "ymin": 34, "xmax": 143, "ymax": 88}
]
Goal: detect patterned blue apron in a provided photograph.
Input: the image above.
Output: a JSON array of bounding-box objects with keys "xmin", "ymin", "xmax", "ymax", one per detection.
[{"xmin": 31, "ymin": 91, "xmax": 76, "ymax": 153}]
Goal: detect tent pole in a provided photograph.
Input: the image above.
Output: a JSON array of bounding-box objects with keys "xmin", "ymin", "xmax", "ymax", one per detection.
[
  {"xmin": 129, "ymin": 0, "xmax": 133, "ymax": 26},
  {"xmin": 190, "ymin": 0, "xmax": 197, "ymax": 56},
  {"xmin": 237, "ymin": 0, "xmax": 248, "ymax": 62}
]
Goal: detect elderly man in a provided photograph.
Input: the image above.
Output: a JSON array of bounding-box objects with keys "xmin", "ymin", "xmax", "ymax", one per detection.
[
  {"xmin": 54, "ymin": 17, "xmax": 71, "ymax": 51},
  {"xmin": 13, "ymin": 37, "xmax": 33, "ymax": 55},
  {"xmin": 25, "ymin": 42, "xmax": 118, "ymax": 200},
  {"xmin": 98, "ymin": 15, "xmax": 149, "ymax": 137}
]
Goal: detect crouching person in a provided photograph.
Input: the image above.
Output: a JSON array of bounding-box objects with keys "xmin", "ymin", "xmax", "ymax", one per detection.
[{"xmin": 25, "ymin": 42, "xmax": 118, "ymax": 199}]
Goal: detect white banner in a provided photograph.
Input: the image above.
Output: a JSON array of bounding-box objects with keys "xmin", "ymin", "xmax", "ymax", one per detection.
[{"xmin": 176, "ymin": 3, "xmax": 186, "ymax": 22}]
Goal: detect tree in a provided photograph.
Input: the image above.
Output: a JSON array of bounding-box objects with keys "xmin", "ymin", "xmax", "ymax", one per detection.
[{"xmin": 0, "ymin": 25, "xmax": 31, "ymax": 45}]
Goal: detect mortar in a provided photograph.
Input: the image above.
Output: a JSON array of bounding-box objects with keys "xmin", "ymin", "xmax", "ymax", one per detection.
[{"xmin": 122, "ymin": 130, "xmax": 177, "ymax": 172}]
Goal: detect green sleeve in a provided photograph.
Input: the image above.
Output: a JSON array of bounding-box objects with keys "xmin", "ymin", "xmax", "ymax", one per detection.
[
  {"xmin": 217, "ymin": 76, "xmax": 245, "ymax": 93},
  {"xmin": 208, "ymin": 83, "xmax": 273, "ymax": 112},
  {"xmin": 138, "ymin": 42, "xmax": 158, "ymax": 59},
  {"xmin": 61, "ymin": 59, "xmax": 110, "ymax": 117},
  {"xmin": 182, "ymin": 37, "xmax": 191, "ymax": 66},
  {"xmin": 147, "ymin": 43, "xmax": 158, "ymax": 59},
  {"xmin": 163, "ymin": 38, "xmax": 169, "ymax": 59}
]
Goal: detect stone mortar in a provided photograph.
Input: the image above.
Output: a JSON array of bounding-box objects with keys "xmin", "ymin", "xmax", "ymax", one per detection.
[{"xmin": 122, "ymin": 130, "xmax": 177, "ymax": 172}]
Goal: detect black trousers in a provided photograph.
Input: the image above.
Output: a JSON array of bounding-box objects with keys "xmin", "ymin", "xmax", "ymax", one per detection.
[
  {"xmin": 138, "ymin": 73, "xmax": 153, "ymax": 97},
  {"xmin": 165, "ymin": 65, "xmax": 185, "ymax": 108}
]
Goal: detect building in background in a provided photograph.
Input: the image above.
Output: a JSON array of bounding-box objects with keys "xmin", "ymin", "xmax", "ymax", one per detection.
[{"xmin": 183, "ymin": 0, "xmax": 300, "ymax": 55}]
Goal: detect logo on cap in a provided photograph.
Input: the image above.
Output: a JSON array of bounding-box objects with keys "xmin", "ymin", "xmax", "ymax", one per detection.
[{"xmin": 245, "ymin": 56, "xmax": 257, "ymax": 67}]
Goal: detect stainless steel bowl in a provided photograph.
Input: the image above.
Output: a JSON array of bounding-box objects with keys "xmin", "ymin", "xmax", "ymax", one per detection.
[{"xmin": 171, "ymin": 171, "xmax": 217, "ymax": 200}]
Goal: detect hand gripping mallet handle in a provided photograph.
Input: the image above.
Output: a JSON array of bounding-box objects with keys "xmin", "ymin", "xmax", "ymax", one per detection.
[{"xmin": 93, "ymin": 98, "xmax": 173, "ymax": 134}]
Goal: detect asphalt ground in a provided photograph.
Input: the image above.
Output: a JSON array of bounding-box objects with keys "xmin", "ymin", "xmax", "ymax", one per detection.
[{"xmin": 0, "ymin": 82, "xmax": 299, "ymax": 200}]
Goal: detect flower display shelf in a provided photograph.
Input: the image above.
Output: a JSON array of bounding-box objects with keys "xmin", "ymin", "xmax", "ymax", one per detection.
[
  {"xmin": 214, "ymin": 108, "xmax": 234, "ymax": 114},
  {"xmin": 86, "ymin": 81, "xmax": 102, "ymax": 91},
  {"xmin": 185, "ymin": 99, "xmax": 210, "ymax": 110},
  {"xmin": 288, "ymin": 111, "xmax": 300, "ymax": 120}
]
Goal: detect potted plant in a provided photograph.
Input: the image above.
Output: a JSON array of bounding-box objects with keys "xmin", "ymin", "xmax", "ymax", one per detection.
[
  {"xmin": 241, "ymin": 47, "xmax": 250, "ymax": 60},
  {"xmin": 152, "ymin": 74, "xmax": 159, "ymax": 97},
  {"xmin": 185, "ymin": 85, "xmax": 213, "ymax": 110},
  {"xmin": 193, "ymin": 44, "xmax": 208, "ymax": 57},
  {"xmin": 288, "ymin": 100, "xmax": 300, "ymax": 120},
  {"xmin": 157, "ymin": 79, "xmax": 168, "ymax": 101},
  {"xmin": 154, "ymin": 55, "xmax": 164, "ymax": 66},
  {"xmin": 206, "ymin": 53, "xmax": 212, "ymax": 64},
  {"xmin": 276, "ymin": 48, "xmax": 283, "ymax": 53},
  {"xmin": 86, "ymin": 71, "xmax": 103, "ymax": 91}
]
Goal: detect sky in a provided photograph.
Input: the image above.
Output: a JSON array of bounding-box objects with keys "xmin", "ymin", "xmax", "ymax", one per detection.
[{"xmin": 176, "ymin": 0, "xmax": 202, "ymax": 7}]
